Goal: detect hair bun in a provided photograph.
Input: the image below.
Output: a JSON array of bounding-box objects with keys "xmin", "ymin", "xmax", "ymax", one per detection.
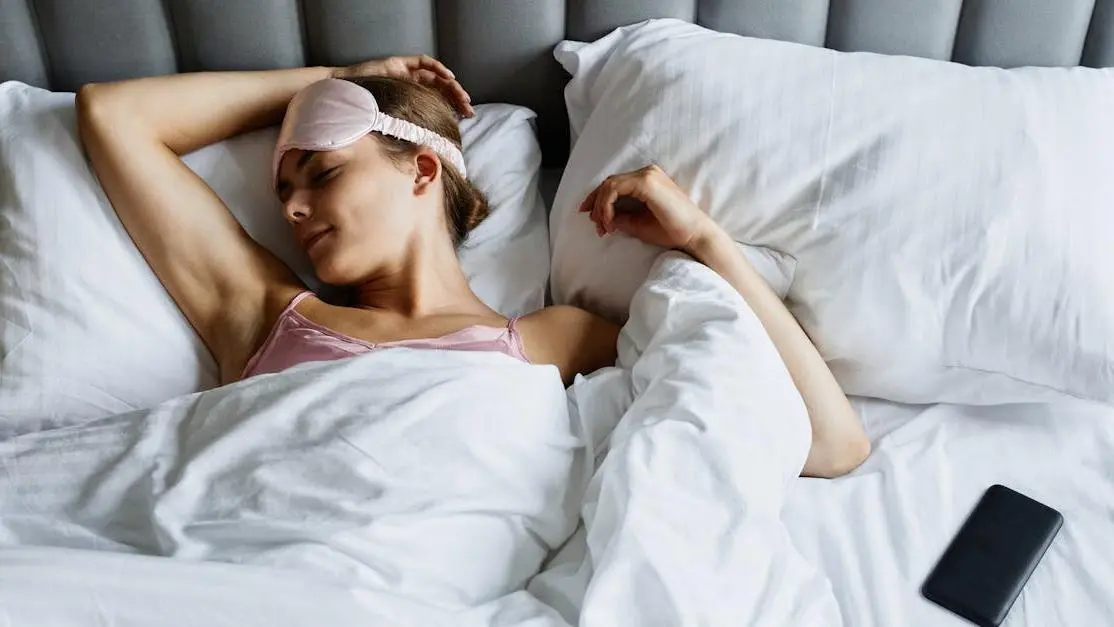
[{"xmin": 464, "ymin": 181, "xmax": 491, "ymax": 232}]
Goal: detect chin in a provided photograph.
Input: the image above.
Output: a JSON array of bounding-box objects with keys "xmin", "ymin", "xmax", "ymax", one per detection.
[
  {"xmin": 311, "ymin": 255, "xmax": 361, "ymax": 287},
  {"xmin": 313, "ymin": 266, "xmax": 351, "ymax": 287}
]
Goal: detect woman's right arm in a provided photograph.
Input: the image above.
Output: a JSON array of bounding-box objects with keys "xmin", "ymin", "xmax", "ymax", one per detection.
[{"xmin": 76, "ymin": 67, "xmax": 333, "ymax": 377}]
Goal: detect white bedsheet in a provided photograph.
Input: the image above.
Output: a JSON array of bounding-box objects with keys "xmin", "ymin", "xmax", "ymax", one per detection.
[
  {"xmin": 0, "ymin": 253, "xmax": 839, "ymax": 626},
  {"xmin": 784, "ymin": 397, "xmax": 1114, "ymax": 626},
  {"xmin": 2, "ymin": 254, "xmax": 1109, "ymax": 626}
]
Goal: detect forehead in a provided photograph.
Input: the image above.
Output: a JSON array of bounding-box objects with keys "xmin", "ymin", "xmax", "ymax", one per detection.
[{"xmin": 276, "ymin": 136, "xmax": 383, "ymax": 177}]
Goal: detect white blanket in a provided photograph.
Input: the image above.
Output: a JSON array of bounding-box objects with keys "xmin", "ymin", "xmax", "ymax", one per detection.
[
  {"xmin": 530, "ymin": 253, "xmax": 839, "ymax": 626},
  {"xmin": 0, "ymin": 254, "xmax": 834, "ymax": 625},
  {"xmin": 0, "ymin": 348, "xmax": 581, "ymax": 615}
]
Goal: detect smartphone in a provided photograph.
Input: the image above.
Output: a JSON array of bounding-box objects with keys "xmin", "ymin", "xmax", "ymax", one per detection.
[{"xmin": 921, "ymin": 484, "xmax": 1063, "ymax": 627}]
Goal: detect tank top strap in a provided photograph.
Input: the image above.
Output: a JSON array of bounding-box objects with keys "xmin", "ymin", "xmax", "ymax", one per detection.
[
  {"xmin": 285, "ymin": 290, "xmax": 315, "ymax": 314},
  {"xmin": 504, "ymin": 316, "xmax": 531, "ymax": 363},
  {"xmin": 240, "ymin": 290, "xmax": 316, "ymax": 379}
]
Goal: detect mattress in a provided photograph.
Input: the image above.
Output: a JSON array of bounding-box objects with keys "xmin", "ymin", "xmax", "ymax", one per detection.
[{"xmin": 783, "ymin": 396, "xmax": 1114, "ymax": 625}]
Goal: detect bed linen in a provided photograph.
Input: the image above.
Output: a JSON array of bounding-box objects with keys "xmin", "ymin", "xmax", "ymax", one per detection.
[
  {"xmin": 0, "ymin": 347, "xmax": 578, "ymax": 608},
  {"xmin": 782, "ymin": 396, "xmax": 1114, "ymax": 626},
  {"xmin": 5, "ymin": 402, "xmax": 1110, "ymax": 627},
  {"xmin": 0, "ymin": 82, "xmax": 550, "ymax": 432},
  {"xmin": 0, "ymin": 253, "xmax": 838, "ymax": 626},
  {"xmin": 526, "ymin": 394, "xmax": 1114, "ymax": 627},
  {"xmin": 4, "ymin": 253, "xmax": 1107, "ymax": 626},
  {"xmin": 550, "ymin": 19, "xmax": 1114, "ymax": 406}
]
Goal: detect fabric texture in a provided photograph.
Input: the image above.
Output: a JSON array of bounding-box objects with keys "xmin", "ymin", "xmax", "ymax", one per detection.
[
  {"xmin": 550, "ymin": 19, "xmax": 1114, "ymax": 405},
  {"xmin": 0, "ymin": 82, "xmax": 549, "ymax": 433},
  {"xmin": 0, "ymin": 251, "xmax": 839, "ymax": 626},
  {"xmin": 779, "ymin": 395, "xmax": 1114, "ymax": 626},
  {"xmin": 241, "ymin": 291, "xmax": 530, "ymax": 378},
  {"xmin": 529, "ymin": 252, "xmax": 838, "ymax": 626},
  {"xmin": 0, "ymin": 348, "xmax": 576, "ymax": 611},
  {"xmin": 4, "ymin": 1, "xmax": 1113, "ymax": 168},
  {"xmin": 273, "ymin": 78, "xmax": 467, "ymax": 184}
]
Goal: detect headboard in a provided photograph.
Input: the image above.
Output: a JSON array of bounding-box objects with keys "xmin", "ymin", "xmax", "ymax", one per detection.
[{"xmin": 3, "ymin": 0, "xmax": 1113, "ymax": 166}]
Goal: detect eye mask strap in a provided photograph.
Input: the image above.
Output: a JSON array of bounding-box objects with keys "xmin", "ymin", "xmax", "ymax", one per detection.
[{"xmin": 273, "ymin": 78, "xmax": 467, "ymax": 188}]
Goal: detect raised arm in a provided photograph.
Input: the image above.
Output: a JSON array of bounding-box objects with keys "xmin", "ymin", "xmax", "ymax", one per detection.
[
  {"xmin": 582, "ymin": 165, "xmax": 871, "ymax": 478},
  {"xmin": 76, "ymin": 67, "xmax": 331, "ymax": 378},
  {"xmin": 76, "ymin": 57, "xmax": 470, "ymax": 381}
]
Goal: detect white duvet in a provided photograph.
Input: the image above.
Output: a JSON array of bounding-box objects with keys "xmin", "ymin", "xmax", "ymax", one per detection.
[
  {"xmin": 0, "ymin": 346, "xmax": 580, "ymax": 613},
  {"xmin": 0, "ymin": 253, "xmax": 838, "ymax": 626}
]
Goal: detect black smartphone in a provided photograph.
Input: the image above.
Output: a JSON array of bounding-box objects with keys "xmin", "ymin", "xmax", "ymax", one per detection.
[{"xmin": 921, "ymin": 484, "xmax": 1063, "ymax": 627}]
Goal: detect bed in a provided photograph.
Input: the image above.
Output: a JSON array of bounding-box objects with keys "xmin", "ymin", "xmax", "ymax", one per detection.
[{"xmin": 3, "ymin": 1, "xmax": 1113, "ymax": 626}]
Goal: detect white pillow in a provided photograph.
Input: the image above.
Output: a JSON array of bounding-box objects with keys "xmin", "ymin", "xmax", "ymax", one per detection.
[
  {"xmin": 550, "ymin": 19, "xmax": 1114, "ymax": 405},
  {"xmin": 0, "ymin": 81, "xmax": 549, "ymax": 432}
]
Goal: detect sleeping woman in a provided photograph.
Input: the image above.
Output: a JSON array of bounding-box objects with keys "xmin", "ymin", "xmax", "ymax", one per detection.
[{"xmin": 75, "ymin": 55, "xmax": 869, "ymax": 478}]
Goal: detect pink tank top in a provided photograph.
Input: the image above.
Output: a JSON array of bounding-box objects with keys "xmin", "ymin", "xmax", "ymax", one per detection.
[{"xmin": 241, "ymin": 291, "xmax": 531, "ymax": 379}]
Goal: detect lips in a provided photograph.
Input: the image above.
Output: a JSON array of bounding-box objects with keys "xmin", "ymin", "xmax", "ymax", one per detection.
[{"xmin": 302, "ymin": 227, "xmax": 333, "ymax": 253}]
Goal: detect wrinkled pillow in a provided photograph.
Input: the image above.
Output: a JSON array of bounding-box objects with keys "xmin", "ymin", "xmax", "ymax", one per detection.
[{"xmin": 550, "ymin": 19, "xmax": 1114, "ymax": 405}]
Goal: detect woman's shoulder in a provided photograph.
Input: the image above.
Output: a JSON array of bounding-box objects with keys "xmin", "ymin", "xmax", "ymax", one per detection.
[
  {"xmin": 515, "ymin": 306, "xmax": 621, "ymax": 385},
  {"xmin": 517, "ymin": 304, "xmax": 603, "ymax": 325}
]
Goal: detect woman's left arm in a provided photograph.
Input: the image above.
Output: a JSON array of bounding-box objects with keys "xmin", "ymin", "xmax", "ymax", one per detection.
[
  {"xmin": 680, "ymin": 222, "xmax": 870, "ymax": 477},
  {"xmin": 581, "ymin": 165, "xmax": 870, "ymax": 478}
]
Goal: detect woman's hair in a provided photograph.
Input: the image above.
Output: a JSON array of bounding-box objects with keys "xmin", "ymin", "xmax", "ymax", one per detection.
[{"xmin": 346, "ymin": 76, "xmax": 488, "ymax": 248}]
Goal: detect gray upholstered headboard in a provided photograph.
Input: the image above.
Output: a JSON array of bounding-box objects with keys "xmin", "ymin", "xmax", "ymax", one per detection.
[{"xmin": 3, "ymin": 0, "xmax": 1113, "ymax": 166}]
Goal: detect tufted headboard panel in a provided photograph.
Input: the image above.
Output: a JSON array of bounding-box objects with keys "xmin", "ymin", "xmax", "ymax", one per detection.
[{"xmin": 3, "ymin": 0, "xmax": 1112, "ymax": 165}]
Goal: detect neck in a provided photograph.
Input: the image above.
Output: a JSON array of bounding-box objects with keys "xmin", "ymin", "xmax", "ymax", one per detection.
[{"xmin": 351, "ymin": 233, "xmax": 485, "ymax": 319}]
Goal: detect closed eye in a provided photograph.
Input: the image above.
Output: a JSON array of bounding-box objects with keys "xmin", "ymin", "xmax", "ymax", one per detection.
[{"xmin": 312, "ymin": 167, "xmax": 339, "ymax": 186}]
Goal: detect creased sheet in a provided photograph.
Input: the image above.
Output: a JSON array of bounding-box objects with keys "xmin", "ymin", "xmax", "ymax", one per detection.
[
  {"xmin": 0, "ymin": 348, "xmax": 580, "ymax": 614},
  {"xmin": 0, "ymin": 253, "xmax": 839, "ymax": 626},
  {"xmin": 531, "ymin": 252, "xmax": 840, "ymax": 626}
]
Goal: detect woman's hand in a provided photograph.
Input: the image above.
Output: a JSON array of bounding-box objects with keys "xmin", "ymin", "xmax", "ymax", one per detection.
[
  {"xmin": 582, "ymin": 170, "xmax": 870, "ymax": 478},
  {"xmin": 579, "ymin": 165, "xmax": 717, "ymax": 251},
  {"xmin": 333, "ymin": 55, "xmax": 474, "ymax": 117}
]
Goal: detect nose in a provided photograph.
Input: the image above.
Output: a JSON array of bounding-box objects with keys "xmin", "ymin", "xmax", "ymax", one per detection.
[{"xmin": 282, "ymin": 193, "xmax": 313, "ymax": 224}]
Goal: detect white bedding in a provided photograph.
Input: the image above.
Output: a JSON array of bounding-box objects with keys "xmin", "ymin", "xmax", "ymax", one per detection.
[
  {"xmin": 551, "ymin": 19, "xmax": 1114, "ymax": 406},
  {"xmin": 2, "ymin": 254, "xmax": 1109, "ymax": 626},
  {"xmin": 0, "ymin": 253, "xmax": 838, "ymax": 626},
  {"xmin": 783, "ymin": 397, "xmax": 1114, "ymax": 626},
  {"xmin": 0, "ymin": 348, "xmax": 580, "ymax": 614}
]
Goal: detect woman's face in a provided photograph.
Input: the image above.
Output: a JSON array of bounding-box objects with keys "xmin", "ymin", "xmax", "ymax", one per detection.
[{"xmin": 275, "ymin": 136, "xmax": 442, "ymax": 285}]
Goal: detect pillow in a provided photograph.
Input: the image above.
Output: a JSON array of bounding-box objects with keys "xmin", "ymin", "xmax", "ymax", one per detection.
[
  {"xmin": 0, "ymin": 81, "xmax": 549, "ymax": 432},
  {"xmin": 549, "ymin": 19, "xmax": 1114, "ymax": 405}
]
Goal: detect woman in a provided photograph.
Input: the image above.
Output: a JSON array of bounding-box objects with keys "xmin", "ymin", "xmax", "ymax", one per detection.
[{"xmin": 76, "ymin": 56, "xmax": 868, "ymax": 477}]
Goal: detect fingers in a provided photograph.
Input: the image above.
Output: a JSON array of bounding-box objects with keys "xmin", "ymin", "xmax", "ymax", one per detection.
[
  {"xmin": 581, "ymin": 172, "xmax": 646, "ymax": 237},
  {"xmin": 579, "ymin": 165, "xmax": 677, "ymax": 240},
  {"xmin": 578, "ymin": 188, "xmax": 599, "ymax": 214},
  {"xmin": 595, "ymin": 180, "xmax": 619, "ymax": 235},
  {"xmin": 363, "ymin": 55, "xmax": 471, "ymax": 116},
  {"xmin": 591, "ymin": 186, "xmax": 606, "ymax": 236},
  {"xmin": 406, "ymin": 55, "xmax": 455, "ymax": 80},
  {"xmin": 414, "ymin": 68, "xmax": 474, "ymax": 117},
  {"xmin": 447, "ymin": 81, "xmax": 474, "ymax": 117},
  {"xmin": 610, "ymin": 211, "xmax": 635, "ymax": 234}
]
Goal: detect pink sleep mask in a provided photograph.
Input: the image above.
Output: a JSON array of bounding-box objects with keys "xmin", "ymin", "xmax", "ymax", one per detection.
[{"xmin": 272, "ymin": 78, "xmax": 467, "ymax": 188}]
